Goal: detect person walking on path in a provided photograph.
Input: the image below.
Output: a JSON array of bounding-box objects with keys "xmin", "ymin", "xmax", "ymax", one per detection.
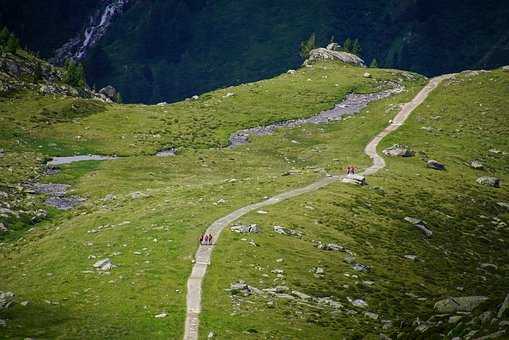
[
  {"xmin": 199, "ymin": 234, "xmax": 204, "ymax": 245},
  {"xmin": 204, "ymin": 234, "xmax": 209, "ymax": 245},
  {"xmin": 208, "ymin": 234, "xmax": 213, "ymax": 245}
]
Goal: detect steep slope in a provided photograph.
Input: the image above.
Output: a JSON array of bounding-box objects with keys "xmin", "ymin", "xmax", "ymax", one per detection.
[{"xmin": 2, "ymin": 0, "xmax": 508, "ymax": 104}]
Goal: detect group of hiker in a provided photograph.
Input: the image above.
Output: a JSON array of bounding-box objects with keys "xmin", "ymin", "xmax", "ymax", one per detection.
[
  {"xmin": 199, "ymin": 234, "xmax": 213, "ymax": 245},
  {"xmin": 346, "ymin": 165, "xmax": 358, "ymax": 175}
]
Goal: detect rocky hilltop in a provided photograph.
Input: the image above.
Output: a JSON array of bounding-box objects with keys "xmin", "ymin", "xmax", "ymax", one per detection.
[{"xmin": 0, "ymin": 50, "xmax": 111, "ymax": 101}]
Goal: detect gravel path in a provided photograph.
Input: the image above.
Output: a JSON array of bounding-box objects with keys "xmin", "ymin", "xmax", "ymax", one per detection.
[{"xmin": 183, "ymin": 74, "xmax": 455, "ymax": 340}]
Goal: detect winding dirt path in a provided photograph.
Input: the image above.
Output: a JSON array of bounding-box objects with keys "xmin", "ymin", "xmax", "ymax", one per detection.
[{"xmin": 183, "ymin": 74, "xmax": 453, "ymax": 340}]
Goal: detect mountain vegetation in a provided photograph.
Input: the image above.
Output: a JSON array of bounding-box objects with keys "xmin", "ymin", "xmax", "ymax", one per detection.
[{"xmin": 2, "ymin": 0, "xmax": 508, "ymax": 103}]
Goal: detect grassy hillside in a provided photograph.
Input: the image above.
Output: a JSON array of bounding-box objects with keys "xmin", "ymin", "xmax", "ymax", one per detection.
[
  {"xmin": 201, "ymin": 69, "xmax": 509, "ymax": 338},
  {"xmin": 0, "ymin": 60, "xmax": 507, "ymax": 338},
  {"xmin": 0, "ymin": 61, "xmax": 425, "ymax": 338}
]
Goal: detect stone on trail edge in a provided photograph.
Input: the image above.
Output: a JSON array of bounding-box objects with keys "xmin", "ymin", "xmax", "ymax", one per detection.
[{"xmin": 183, "ymin": 74, "xmax": 455, "ymax": 340}]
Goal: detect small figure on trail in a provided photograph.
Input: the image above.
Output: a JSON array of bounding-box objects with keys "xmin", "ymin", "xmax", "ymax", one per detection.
[
  {"xmin": 199, "ymin": 234, "xmax": 204, "ymax": 245},
  {"xmin": 346, "ymin": 165, "xmax": 357, "ymax": 175},
  {"xmin": 208, "ymin": 234, "xmax": 213, "ymax": 245},
  {"xmin": 204, "ymin": 234, "xmax": 210, "ymax": 245}
]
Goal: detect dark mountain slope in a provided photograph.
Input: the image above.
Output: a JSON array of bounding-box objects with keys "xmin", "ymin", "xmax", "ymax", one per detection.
[{"xmin": 1, "ymin": 0, "xmax": 508, "ymax": 103}]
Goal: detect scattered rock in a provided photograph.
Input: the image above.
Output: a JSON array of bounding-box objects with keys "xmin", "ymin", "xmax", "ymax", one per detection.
[
  {"xmin": 93, "ymin": 258, "xmax": 116, "ymax": 271},
  {"xmin": 273, "ymin": 225, "xmax": 302, "ymax": 237},
  {"xmin": 287, "ymin": 69, "xmax": 296, "ymax": 74},
  {"xmin": 352, "ymin": 263, "xmax": 370, "ymax": 272},
  {"xmin": 155, "ymin": 313, "xmax": 167, "ymax": 318},
  {"xmin": 477, "ymin": 176, "xmax": 501, "ymax": 188},
  {"xmin": 230, "ymin": 282, "xmax": 252, "ymax": 296},
  {"xmin": 469, "ymin": 160, "xmax": 484, "ymax": 170},
  {"xmin": 364, "ymin": 312, "xmax": 379, "ymax": 320},
  {"xmin": 0, "ymin": 291, "xmax": 15, "ymax": 309},
  {"xmin": 434, "ymin": 296, "xmax": 489, "ymax": 313},
  {"xmin": 363, "ymin": 72, "xmax": 372, "ymax": 78},
  {"xmin": 383, "ymin": 144, "xmax": 415, "ymax": 157},
  {"xmin": 156, "ymin": 148, "xmax": 177, "ymax": 157},
  {"xmin": 223, "ymin": 92, "xmax": 235, "ymax": 98},
  {"xmin": 207, "ymin": 331, "xmax": 215, "ymax": 339},
  {"xmin": 503, "ymin": 66, "xmax": 509, "ymax": 71},
  {"xmin": 427, "ymin": 160, "xmax": 446, "ymax": 170},
  {"xmin": 405, "ymin": 217, "xmax": 432, "ymax": 237},
  {"xmin": 0, "ymin": 149, "xmax": 4, "ymax": 157},
  {"xmin": 45, "ymin": 196, "xmax": 85, "ymax": 210},
  {"xmin": 0, "ymin": 223, "xmax": 7, "ymax": 233},
  {"xmin": 130, "ymin": 191, "xmax": 150, "ymax": 199},
  {"xmin": 449, "ymin": 315, "xmax": 463, "ymax": 323},
  {"xmin": 0, "ymin": 319, "xmax": 6, "ymax": 327},
  {"xmin": 351, "ymin": 299, "xmax": 368, "ymax": 308},
  {"xmin": 404, "ymin": 255, "xmax": 417, "ymax": 261},
  {"xmin": 316, "ymin": 242, "xmax": 344, "ymax": 252},
  {"xmin": 231, "ymin": 224, "xmax": 259, "ymax": 233},
  {"xmin": 291, "ymin": 290, "xmax": 311, "ymax": 300},
  {"xmin": 342, "ymin": 174, "xmax": 367, "ymax": 186},
  {"xmin": 312, "ymin": 267, "xmax": 325, "ymax": 275},
  {"xmin": 192, "ymin": 95, "xmax": 199, "ymax": 100}
]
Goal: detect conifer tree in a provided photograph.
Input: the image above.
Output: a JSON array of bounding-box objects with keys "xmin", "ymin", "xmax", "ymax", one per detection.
[
  {"xmin": 6, "ymin": 34, "xmax": 20, "ymax": 54},
  {"xmin": 343, "ymin": 38, "xmax": 353, "ymax": 53},
  {"xmin": 63, "ymin": 59, "xmax": 86, "ymax": 88},
  {"xmin": 299, "ymin": 33, "xmax": 316, "ymax": 59},
  {"xmin": 352, "ymin": 39, "xmax": 362, "ymax": 56},
  {"xmin": 0, "ymin": 27, "xmax": 9, "ymax": 45}
]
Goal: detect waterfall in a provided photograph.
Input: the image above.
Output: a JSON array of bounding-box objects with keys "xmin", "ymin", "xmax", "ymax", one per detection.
[{"xmin": 51, "ymin": 0, "xmax": 129, "ymax": 64}]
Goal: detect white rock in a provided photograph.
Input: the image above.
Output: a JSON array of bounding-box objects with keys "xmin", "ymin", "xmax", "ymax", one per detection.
[{"xmin": 155, "ymin": 313, "xmax": 168, "ymax": 318}]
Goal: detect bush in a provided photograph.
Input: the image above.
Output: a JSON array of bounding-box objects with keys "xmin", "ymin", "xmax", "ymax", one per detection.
[{"xmin": 63, "ymin": 60, "xmax": 86, "ymax": 88}]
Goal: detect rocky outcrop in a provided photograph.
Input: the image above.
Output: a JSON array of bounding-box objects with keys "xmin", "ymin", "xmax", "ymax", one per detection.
[
  {"xmin": 99, "ymin": 85, "xmax": 118, "ymax": 101},
  {"xmin": 0, "ymin": 52, "xmax": 111, "ymax": 101},
  {"xmin": 304, "ymin": 48, "xmax": 365, "ymax": 67}
]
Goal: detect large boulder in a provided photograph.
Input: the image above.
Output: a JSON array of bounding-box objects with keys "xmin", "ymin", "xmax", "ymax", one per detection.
[
  {"xmin": 383, "ymin": 144, "xmax": 415, "ymax": 157},
  {"xmin": 427, "ymin": 160, "xmax": 446, "ymax": 170},
  {"xmin": 477, "ymin": 176, "xmax": 501, "ymax": 188},
  {"xmin": 304, "ymin": 48, "xmax": 365, "ymax": 67},
  {"xmin": 99, "ymin": 85, "xmax": 118, "ymax": 101},
  {"xmin": 231, "ymin": 224, "xmax": 259, "ymax": 233},
  {"xmin": 342, "ymin": 174, "xmax": 367, "ymax": 185},
  {"xmin": 434, "ymin": 296, "xmax": 488, "ymax": 313}
]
